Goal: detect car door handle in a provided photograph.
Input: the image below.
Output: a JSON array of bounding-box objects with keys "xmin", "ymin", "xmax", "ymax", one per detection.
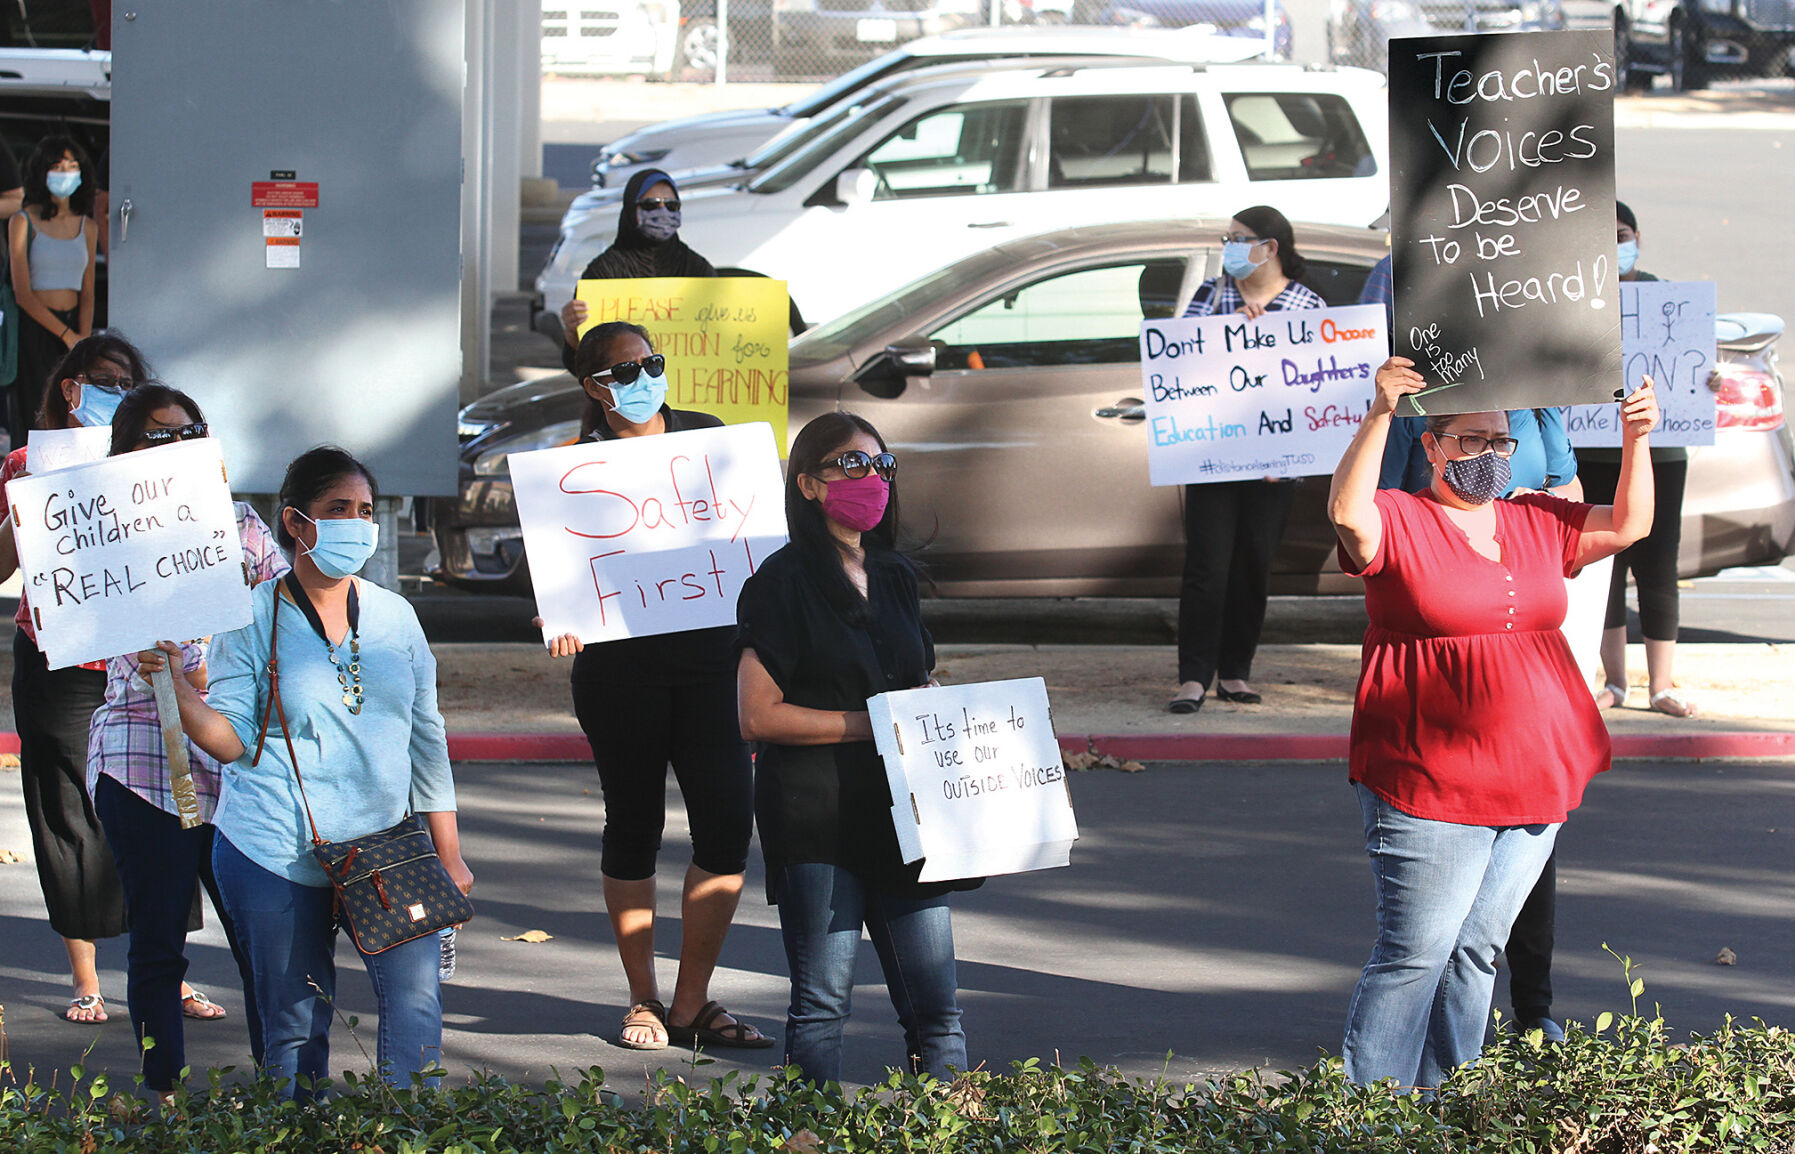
[
  {"xmin": 967, "ymin": 221, "xmax": 1011, "ymax": 229},
  {"xmin": 1095, "ymin": 398, "xmax": 1145, "ymax": 422}
]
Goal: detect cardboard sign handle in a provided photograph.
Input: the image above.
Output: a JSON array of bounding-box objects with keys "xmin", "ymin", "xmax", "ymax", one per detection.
[{"xmin": 893, "ymin": 722, "xmax": 904, "ymax": 756}]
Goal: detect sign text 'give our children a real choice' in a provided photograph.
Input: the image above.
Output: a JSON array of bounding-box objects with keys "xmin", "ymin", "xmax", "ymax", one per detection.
[
  {"xmin": 508, "ymin": 422, "xmax": 788, "ymax": 646},
  {"xmin": 869, "ymin": 677, "xmax": 1078, "ymax": 884},
  {"xmin": 5, "ymin": 437, "xmax": 251, "ymax": 670},
  {"xmin": 1139, "ymin": 303, "xmax": 1385, "ymax": 486}
]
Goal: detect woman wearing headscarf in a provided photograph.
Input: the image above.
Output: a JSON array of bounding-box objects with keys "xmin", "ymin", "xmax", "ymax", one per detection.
[{"xmin": 556, "ymin": 169, "xmax": 715, "ymax": 374}]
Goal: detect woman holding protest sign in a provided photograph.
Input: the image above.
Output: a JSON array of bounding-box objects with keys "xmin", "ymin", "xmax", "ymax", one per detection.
[
  {"xmin": 736, "ymin": 411, "xmax": 974, "ymax": 1087},
  {"xmin": 86, "ymin": 385, "xmax": 288, "ymax": 1097},
  {"xmin": 534, "ymin": 320, "xmax": 769, "ymax": 1052},
  {"xmin": 0, "ymin": 331, "xmax": 152, "ymax": 1025},
  {"xmin": 140, "ymin": 446, "xmax": 472, "ymax": 1097},
  {"xmin": 1169, "ymin": 206, "xmax": 1325, "ymax": 713},
  {"xmin": 1327, "ymin": 356, "xmax": 1659, "ymax": 1088}
]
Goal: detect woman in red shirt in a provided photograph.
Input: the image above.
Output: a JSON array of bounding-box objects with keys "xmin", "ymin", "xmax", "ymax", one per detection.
[{"xmin": 1327, "ymin": 357, "xmax": 1660, "ymax": 1089}]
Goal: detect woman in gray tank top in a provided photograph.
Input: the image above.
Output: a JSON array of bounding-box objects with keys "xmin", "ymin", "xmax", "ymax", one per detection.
[{"xmin": 6, "ymin": 135, "xmax": 98, "ymax": 450}]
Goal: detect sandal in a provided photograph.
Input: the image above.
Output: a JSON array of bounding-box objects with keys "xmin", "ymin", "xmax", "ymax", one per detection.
[
  {"xmin": 64, "ymin": 994, "xmax": 108, "ymax": 1024},
  {"xmin": 1595, "ymin": 682, "xmax": 1628, "ymax": 710},
  {"xmin": 617, "ymin": 999, "xmax": 669, "ymax": 1050},
  {"xmin": 1650, "ymin": 688, "xmax": 1698, "ymax": 718},
  {"xmin": 667, "ymin": 1000, "xmax": 774, "ymax": 1050},
  {"xmin": 182, "ymin": 989, "xmax": 227, "ymax": 1020}
]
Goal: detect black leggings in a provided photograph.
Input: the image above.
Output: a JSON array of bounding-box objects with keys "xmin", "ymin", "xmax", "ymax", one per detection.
[
  {"xmin": 1177, "ymin": 479, "xmax": 1297, "ymax": 686},
  {"xmin": 571, "ymin": 673, "xmax": 753, "ymax": 881},
  {"xmin": 1578, "ymin": 457, "xmax": 1687, "ymax": 640}
]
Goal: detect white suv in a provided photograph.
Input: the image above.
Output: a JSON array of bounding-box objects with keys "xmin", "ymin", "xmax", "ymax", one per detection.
[{"xmin": 537, "ymin": 58, "xmax": 1388, "ymax": 333}]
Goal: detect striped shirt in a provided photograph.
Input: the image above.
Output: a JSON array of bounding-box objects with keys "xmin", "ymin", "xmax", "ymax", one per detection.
[{"xmin": 86, "ymin": 503, "xmax": 289, "ymax": 820}]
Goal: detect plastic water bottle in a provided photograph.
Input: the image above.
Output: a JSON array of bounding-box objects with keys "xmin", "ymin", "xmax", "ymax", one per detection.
[{"xmin": 438, "ymin": 926, "xmax": 457, "ymax": 982}]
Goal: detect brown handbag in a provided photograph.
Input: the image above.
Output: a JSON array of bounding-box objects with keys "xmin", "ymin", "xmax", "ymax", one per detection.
[{"xmin": 253, "ymin": 584, "xmax": 473, "ymax": 954}]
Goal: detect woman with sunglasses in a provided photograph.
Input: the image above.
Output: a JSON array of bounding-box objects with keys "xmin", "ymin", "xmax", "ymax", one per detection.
[
  {"xmin": 1169, "ymin": 205, "xmax": 1325, "ymax": 714},
  {"xmin": 6, "ymin": 135, "xmax": 99, "ymax": 448},
  {"xmin": 736, "ymin": 412, "xmax": 974, "ymax": 1086},
  {"xmin": 556, "ymin": 169, "xmax": 714, "ymax": 374},
  {"xmin": 0, "ymin": 331, "xmax": 151, "ymax": 1024},
  {"xmin": 1328, "ymin": 363, "xmax": 1660, "ymax": 1088},
  {"xmin": 536, "ymin": 320, "xmax": 769, "ymax": 1052},
  {"xmin": 87, "ymin": 386, "xmax": 288, "ymax": 1100}
]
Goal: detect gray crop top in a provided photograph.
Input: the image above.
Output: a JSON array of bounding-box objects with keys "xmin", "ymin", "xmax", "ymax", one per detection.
[{"xmin": 26, "ymin": 219, "xmax": 89, "ymax": 293}]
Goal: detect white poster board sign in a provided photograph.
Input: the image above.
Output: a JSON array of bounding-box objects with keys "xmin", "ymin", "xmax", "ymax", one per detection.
[
  {"xmin": 509, "ymin": 422, "xmax": 789, "ymax": 645},
  {"xmin": 27, "ymin": 426, "xmax": 113, "ymax": 474},
  {"xmin": 869, "ymin": 677, "xmax": 1078, "ymax": 883},
  {"xmin": 1140, "ymin": 304, "xmax": 1386, "ymax": 484},
  {"xmin": 5, "ymin": 438, "xmax": 250, "ymax": 669},
  {"xmin": 1568, "ymin": 281, "xmax": 1718, "ymax": 448}
]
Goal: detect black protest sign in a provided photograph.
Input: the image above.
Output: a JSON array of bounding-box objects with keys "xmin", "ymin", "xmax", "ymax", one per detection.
[{"xmin": 1388, "ymin": 30, "xmax": 1621, "ymax": 416}]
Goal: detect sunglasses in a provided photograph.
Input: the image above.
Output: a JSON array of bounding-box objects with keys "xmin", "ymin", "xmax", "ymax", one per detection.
[
  {"xmin": 140, "ymin": 422, "xmax": 208, "ymax": 447},
  {"xmin": 590, "ymin": 354, "xmax": 666, "ymax": 386},
  {"xmin": 1434, "ymin": 432, "xmax": 1519, "ymax": 458},
  {"xmin": 821, "ymin": 450, "xmax": 897, "ymax": 481},
  {"xmin": 638, "ymin": 197, "xmax": 681, "ymax": 211}
]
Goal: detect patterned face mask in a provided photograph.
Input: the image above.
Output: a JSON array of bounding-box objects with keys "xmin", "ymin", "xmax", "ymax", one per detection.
[{"xmin": 1439, "ymin": 449, "xmax": 1512, "ymax": 505}]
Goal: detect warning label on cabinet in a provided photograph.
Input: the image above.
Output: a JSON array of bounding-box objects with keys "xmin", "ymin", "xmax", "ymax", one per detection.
[{"xmin": 251, "ymin": 181, "xmax": 319, "ymax": 208}]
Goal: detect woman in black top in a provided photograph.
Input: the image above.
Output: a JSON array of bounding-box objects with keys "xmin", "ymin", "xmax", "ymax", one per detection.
[
  {"xmin": 736, "ymin": 412, "xmax": 969, "ymax": 1086},
  {"xmin": 556, "ymin": 170, "xmax": 715, "ymax": 375},
  {"xmin": 538, "ymin": 320, "xmax": 769, "ymax": 1052}
]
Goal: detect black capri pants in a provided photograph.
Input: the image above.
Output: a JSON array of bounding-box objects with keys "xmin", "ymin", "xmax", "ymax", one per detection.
[
  {"xmin": 571, "ymin": 672, "xmax": 754, "ymax": 881},
  {"xmin": 1577, "ymin": 456, "xmax": 1687, "ymax": 641}
]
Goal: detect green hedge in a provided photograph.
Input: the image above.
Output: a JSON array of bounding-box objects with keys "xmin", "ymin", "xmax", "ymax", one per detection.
[{"xmin": 6, "ymin": 1007, "xmax": 1795, "ymax": 1153}]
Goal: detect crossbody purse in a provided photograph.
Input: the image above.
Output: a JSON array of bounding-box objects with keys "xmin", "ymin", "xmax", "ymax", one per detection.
[{"xmin": 253, "ymin": 579, "xmax": 473, "ymax": 954}]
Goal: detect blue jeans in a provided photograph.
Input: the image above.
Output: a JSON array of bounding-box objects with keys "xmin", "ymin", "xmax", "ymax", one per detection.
[
  {"xmin": 93, "ymin": 775, "xmax": 262, "ymax": 1091},
  {"xmin": 777, "ymin": 863, "xmax": 965, "ymax": 1086},
  {"xmin": 1342, "ymin": 783, "xmax": 1559, "ymax": 1089},
  {"xmin": 213, "ymin": 834, "xmax": 443, "ymax": 1098}
]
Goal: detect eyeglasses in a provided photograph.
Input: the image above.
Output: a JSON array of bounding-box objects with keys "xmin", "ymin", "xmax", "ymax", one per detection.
[
  {"xmin": 589, "ymin": 354, "xmax": 666, "ymax": 386},
  {"xmin": 140, "ymin": 423, "xmax": 208, "ymax": 447},
  {"xmin": 638, "ymin": 197, "xmax": 681, "ymax": 211},
  {"xmin": 1221, "ymin": 234, "xmax": 1264, "ymax": 245},
  {"xmin": 821, "ymin": 450, "xmax": 897, "ymax": 481},
  {"xmin": 79, "ymin": 374, "xmax": 133, "ymax": 392},
  {"xmin": 1434, "ymin": 432, "xmax": 1519, "ymax": 458}
]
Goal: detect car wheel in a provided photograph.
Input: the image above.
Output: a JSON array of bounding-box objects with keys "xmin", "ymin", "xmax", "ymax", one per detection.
[
  {"xmin": 1670, "ymin": 18, "xmax": 1709, "ymax": 91},
  {"xmin": 679, "ymin": 17, "xmax": 720, "ymax": 74}
]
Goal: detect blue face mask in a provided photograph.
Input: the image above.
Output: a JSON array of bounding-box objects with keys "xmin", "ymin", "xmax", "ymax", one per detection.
[
  {"xmin": 1617, "ymin": 239, "xmax": 1639, "ymax": 276},
  {"xmin": 46, "ymin": 170, "xmax": 82, "ymax": 198},
  {"xmin": 605, "ymin": 371, "xmax": 669, "ymax": 425},
  {"xmin": 295, "ymin": 511, "xmax": 380, "ymax": 579},
  {"xmin": 637, "ymin": 206, "xmax": 681, "ymax": 242},
  {"xmin": 1222, "ymin": 240, "xmax": 1266, "ymax": 280},
  {"xmin": 72, "ymin": 382, "xmax": 126, "ymax": 428}
]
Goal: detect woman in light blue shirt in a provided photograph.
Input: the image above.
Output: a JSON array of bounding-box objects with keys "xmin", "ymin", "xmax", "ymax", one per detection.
[{"xmin": 145, "ymin": 446, "xmax": 472, "ymax": 1099}]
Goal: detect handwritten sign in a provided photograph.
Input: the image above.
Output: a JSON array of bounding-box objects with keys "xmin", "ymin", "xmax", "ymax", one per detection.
[
  {"xmin": 1568, "ymin": 280, "xmax": 1717, "ymax": 447},
  {"xmin": 26, "ymin": 425, "xmax": 112, "ymax": 474},
  {"xmin": 1389, "ymin": 30, "xmax": 1621, "ymax": 416},
  {"xmin": 575, "ymin": 277, "xmax": 791, "ymax": 448},
  {"xmin": 1139, "ymin": 304, "xmax": 1385, "ymax": 485},
  {"xmin": 5, "ymin": 438, "xmax": 249, "ymax": 669},
  {"xmin": 509, "ymin": 422, "xmax": 788, "ymax": 645},
  {"xmin": 869, "ymin": 678, "xmax": 1078, "ymax": 883}
]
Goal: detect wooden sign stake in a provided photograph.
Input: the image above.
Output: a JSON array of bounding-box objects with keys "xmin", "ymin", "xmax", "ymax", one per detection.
[{"xmin": 149, "ymin": 664, "xmax": 203, "ymax": 830}]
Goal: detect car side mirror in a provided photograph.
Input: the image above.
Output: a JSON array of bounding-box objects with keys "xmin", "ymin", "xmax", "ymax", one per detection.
[
  {"xmin": 835, "ymin": 168, "xmax": 878, "ymax": 206},
  {"xmin": 855, "ymin": 342, "xmax": 936, "ymax": 399}
]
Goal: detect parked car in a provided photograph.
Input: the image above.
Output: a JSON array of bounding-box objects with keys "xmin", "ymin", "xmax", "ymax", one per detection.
[
  {"xmin": 1078, "ymin": 0, "xmax": 1294, "ymax": 61},
  {"xmin": 538, "ymin": 59, "xmax": 1390, "ymax": 340},
  {"xmin": 588, "ymin": 25, "xmax": 1263, "ymax": 190},
  {"xmin": 540, "ymin": 0, "xmax": 680, "ymax": 77},
  {"xmin": 1613, "ymin": 0, "xmax": 1795, "ymax": 91},
  {"xmin": 670, "ymin": 0, "xmax": 778, "ymax": 76},
  {"xmin": 438, "ymin": 219, "xmax": 1795, "ymax": 596},
  {"xmin": 1325, "ymin": 0, "xmax": 1564, "ymax": 73}
]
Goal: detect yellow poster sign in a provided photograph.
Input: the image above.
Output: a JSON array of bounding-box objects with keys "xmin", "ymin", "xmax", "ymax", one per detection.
[{"xmin": 575, "ymin": 277, "xmax": 790, "ymax": 448}]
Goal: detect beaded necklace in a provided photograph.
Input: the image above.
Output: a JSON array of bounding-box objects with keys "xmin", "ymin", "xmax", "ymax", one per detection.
[{"xmin": 284, "ymin": 572, "xmax": 363, "ymax": 715}]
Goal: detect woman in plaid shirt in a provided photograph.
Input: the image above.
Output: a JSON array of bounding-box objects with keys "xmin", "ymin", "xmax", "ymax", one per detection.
[{"xmin": 86, "ymin": 384, "xmax": 289, "ymax": 1100}]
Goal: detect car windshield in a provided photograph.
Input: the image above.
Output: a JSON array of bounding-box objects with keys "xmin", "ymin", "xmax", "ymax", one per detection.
[
  {"xmin": 797, "ymin": 254, "xmax": 1014, "ymax": 361},
  {"xmin": 781, "ymin": 49, "xmax": 920, "ymax": 118},
  {"xmin": 742, "ymin": 95, "xmax": 878, "ymax": 172},
  {"xmin": 749, "ymin": 94, "xmax": 906, "ymax": 195}
]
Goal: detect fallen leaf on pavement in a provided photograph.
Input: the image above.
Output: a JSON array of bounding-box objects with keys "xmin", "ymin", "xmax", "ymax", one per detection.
[
  {"xmin": 0, "ymin": 848, "xmax": 23, "ymax": 864},
  {"xmin": 503, "ymin": 930, "xmax": 554, "ymax": 943},
  {"xmin": 1715, "ymin": 947, "xmax": 1737, "ymax": 966},
  {"xmin": 1120, "ymin": 760, "xmax": 1145, "ymax": 773}
]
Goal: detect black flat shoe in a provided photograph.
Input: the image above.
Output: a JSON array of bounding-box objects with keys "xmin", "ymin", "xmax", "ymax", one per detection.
[
  {"xmin": 1167, "ymin": 694, "xmax": 1204, "ymax": 714},
  {"xmin": 1213, "ymin": 687, "xmax": 1262, "ymax": 705}
]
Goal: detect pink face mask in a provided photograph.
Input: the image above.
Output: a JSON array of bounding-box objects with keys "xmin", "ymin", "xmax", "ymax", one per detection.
[{"xmin": 820, "ymin": 473, "xmax": 889, "ymax": 532}]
